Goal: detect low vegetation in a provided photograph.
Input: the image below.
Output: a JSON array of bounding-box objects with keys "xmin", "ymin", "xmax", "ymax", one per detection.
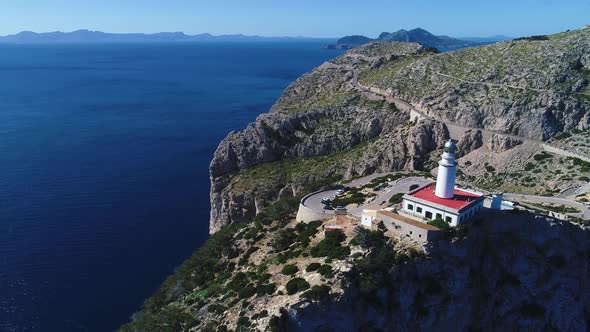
[
  {"xmin": 286, "ymin": 278, "xmax": 310, "ymax": 295},
  {"xmin": 427, "ymin": 217, "xmax": 450, "ymax": 230},
  {"xmin": 281, "ymin": 264, "xmax": 299, "ymax": 275},
  {"xmin": 310, "ymin": 231, "xmax": 351, "ymax": 260}
]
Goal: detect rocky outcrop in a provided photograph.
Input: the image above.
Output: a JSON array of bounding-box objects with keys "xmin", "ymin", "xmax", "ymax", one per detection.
[
  {"xmin": 358, "ymin": 28, "xmax": 590, "ymax": 140},
  {"xmin": 285, "ymin": 213, "xmax": 590, "ymax": 331},
  {"xmin": 210, "ymin": 28, "xmax": 590, "ymax": 233},
  {"xmin": 487, "ymin": 133, "xmax": 523, "ymax": 152},
  {"xmin": 456, "ymin": 129, "xmax": 483, "ymax": 156},
  {"xmin": 209, "ymin": 113, "xmax": 449, "ymax": 232}
]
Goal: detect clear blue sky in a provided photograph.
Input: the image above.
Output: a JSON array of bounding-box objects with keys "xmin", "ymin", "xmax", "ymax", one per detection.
[{"xmin": 1, "ymin": 0, "xmax": 589, "ymax": 38}]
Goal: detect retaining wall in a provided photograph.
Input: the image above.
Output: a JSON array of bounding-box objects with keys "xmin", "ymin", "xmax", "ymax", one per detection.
[{"xmin": 296, "ymin": 190, "xmax": 334, "ymax": 223}]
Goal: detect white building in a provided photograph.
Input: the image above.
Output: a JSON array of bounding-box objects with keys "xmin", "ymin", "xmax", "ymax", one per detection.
[
  {"xmin": 361, "ymin": 208, "xmax": 378, "ymax": 228},
  {"xmin": 359, "ymin": 140, "xmax": 485, "ymax": 242},
  {"xmin": 401, "ymin": 140, "xmax": 484, "ymax": 226}
]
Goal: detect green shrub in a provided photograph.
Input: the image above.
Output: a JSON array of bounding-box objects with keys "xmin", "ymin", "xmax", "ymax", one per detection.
[
  {"xmin": 310, "ymin": 231, "xmax": 350, "ymax": 259},
  {"xmin": 409, "ymin": 184, "xmax": 420, "ymax": 191},
  {"xmin": 256, "ymin": 283, "xmax": 276, "ymax": 296},
  {"xmin": 317, "ymin": 264, "xmax": 334, "ymax": 278},
  {"xmin": 238, "ymin": 285, "xmax": 256, "ymax": 299},
  {"xmin": 296, "ymin": 220, "xmax": 322, "ymax": 246},
  {"xmin": 388, "ymin": 193, "xmax": 404, "ymax": 204},
  {"xmin": 286, "ymin": 278, "xmax": 310, "ymax": 295},
  {"xmin": 281, "ymin": 264, "xmax": 299, "ymax": 275},
  {"xmin": 272, "ymin": 229, "xmax": 297, "ymax": 252},
  {"xmin": 306, "ymin": 262, "xmax": 322, "ymax": 272},
  {"xmin": 301, "ymin": 284, "xmax": 331, "ymax": 301},
  {"xmin": 514, "ymin": 35, "xmax": 548, "ymax": 41},
  {"xmin": 354, "ymin": 228, "xmax": 386, "ymax": 248},
  {"xmin": 332, "ymin": 192, "xmax": 368, "ymax": 207},
  {"xmin": 427, "ymin": 218, "xmax": 450, "ymax": 230},
  {"xmin": 485, "ymin": 165, "xmax": 496, "ymax": 172},
  {"xmin": 534, "ymin": 152, "xmax": 553, "ymax": 161},
  {"xmin": 236, "ymin": 316, "xmax": 250, "ymax": 328},
  {"xmin": 579, "ymin": 176, "xmax": 590, "ymax": 182},
  {"xmin": 207, "ymin": 304, "xmax": 225, "ymax": 314},
  {"xmin": 227, "ymin": 272, "xmax": 249, "ymax": 292}
]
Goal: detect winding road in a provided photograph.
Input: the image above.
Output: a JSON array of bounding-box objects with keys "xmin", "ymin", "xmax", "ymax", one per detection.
[
  {"xmin": 312, "ymin": 57, "xmax": 590, "ymax": 219},
  {"xmin": 302, "ymin": 173, "xmax": 590, "ymax": 221}
]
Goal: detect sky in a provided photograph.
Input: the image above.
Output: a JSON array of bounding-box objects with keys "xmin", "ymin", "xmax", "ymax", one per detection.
[{"xmin": 1, "ymin": 0, "xmax": 589, "ymax": 38}]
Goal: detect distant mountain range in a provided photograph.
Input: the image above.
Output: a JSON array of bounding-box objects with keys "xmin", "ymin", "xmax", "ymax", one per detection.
[
  {"xmin": 323, "ymin": 28, "xmax": 512, "ymax": 51},
  {"xmin": 0, "ymin": 30, "xmax": 334, "ymax": 44}
]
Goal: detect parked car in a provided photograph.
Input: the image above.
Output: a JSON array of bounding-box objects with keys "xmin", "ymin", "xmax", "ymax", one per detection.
[
  {"xmin": 335, "ymin": 206, "xmax": 347, "ymax": 212},
  {"xmin": 335, "ymin": 189, "xmax": 345, "ymax": 196},
  {"xmin": 321, "ymin": 197, "xmax": 331, "ymax": 205},
  {"xmin": 323, "ymin": 205, "xmax": 334, "ymax": 210}
]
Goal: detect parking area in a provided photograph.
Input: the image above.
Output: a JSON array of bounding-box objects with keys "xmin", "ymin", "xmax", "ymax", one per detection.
[{"xmin": 300, "ymin": 173, "xmax": 432, "ymax": 219}]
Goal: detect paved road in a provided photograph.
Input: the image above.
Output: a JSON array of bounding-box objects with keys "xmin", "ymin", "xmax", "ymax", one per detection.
[
  {"xmin": 331, "ymin": 58, "xmax": 590, "ymax": 165},
  {"xmin": 302, "ymin": 173, "xmax": 433, "ymax": 218},
  {"xmin": 302, "ymin": 173, "xmax": 392, "ymax": 215},
  {"xmin": 312, "ymin": 60, "xmax": 590, "ymax": 220},
  {"xmin": 348, "ymin": 177, "xmax": 431, "ymax": 217},
  {"xmin": 504, "ymin": 193, "xmax": 590, "ymax": 219},
  {"xmin": 301, "ymin": 171, "xmax": 590, "ymax": 221}
]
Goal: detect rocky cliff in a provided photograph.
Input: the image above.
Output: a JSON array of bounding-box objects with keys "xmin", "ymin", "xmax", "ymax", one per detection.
[
  {"xmin": 287, "ymin": 213, "xmax": 590, "ymax": 331},
  {"xmin": 357, "ymin": 29, "xmax": 590, "ymax": 140},
  {"xmin": 210, "ymin": 27, "xmax": 590, "ymax": 233},
  {"xmin": 120, "ymin": 27, "xmax": 590, "ymax": 332},
  {"xmin": 120, "ymin": 198, "xmax": 590, "ymax": 332}
]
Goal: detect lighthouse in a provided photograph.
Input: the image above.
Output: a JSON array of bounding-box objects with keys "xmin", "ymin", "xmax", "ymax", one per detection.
[
  {"xmin": 400, "ymin": 139, "xmax": 484, "ymax": 226},
  {"xmin": 435, "ymin": 140, "xmax": 458, "ymax": 199}
]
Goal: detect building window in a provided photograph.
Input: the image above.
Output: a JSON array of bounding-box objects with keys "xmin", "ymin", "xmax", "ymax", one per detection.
[
  {"xmin": 410, "ymin": 231, "xmax": 413, "ymax": 235},
  {"xmin": 419, "ymin": 234, "xmax": 422, "ymax": 238},
  {"xmin": 416, "ymin": 206, "xmax": 422, "ymax": 213},
  {"xmin": 436, "ymin": 213, "xmax": 442, "ymax": 220},
  {"xmin": 407, "ymin": 204, "xmax": 414, "ymax": 211},
  {"xmin": 425, "ymin": 211, "xmax": 433, "ymax": 219},
  {"xmin": 445, "ymin": 216, "xmax": 452, "ymax": 223}
]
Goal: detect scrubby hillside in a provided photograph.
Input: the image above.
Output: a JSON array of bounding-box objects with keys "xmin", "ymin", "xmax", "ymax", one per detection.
[
  {"xmin": 121, "ymin": 197, "xmax": 590, "ymax": 331},
  {"xmin": 120, "ymin": 27, "xmax": 590, "ymax": 332},
  {"xmin": 210, "ymin": 27, "xmax": 590, "ymax": 233},
  {"xmin": 358, "ymin": 29, "xmax": 590, "ymax": 140}
]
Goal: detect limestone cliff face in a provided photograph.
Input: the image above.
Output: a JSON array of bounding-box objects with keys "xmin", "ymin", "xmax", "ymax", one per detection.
[
  {"xmin": 209, "ymin": 106, "xmax": 449, "ymax": 233},
  {"xmin": 359, "ymin": 28, "xmax": 590, "ymax": 140},
  {"xmin": 209, "ymin": 28, "xmax": 590, "ymax": 233}
]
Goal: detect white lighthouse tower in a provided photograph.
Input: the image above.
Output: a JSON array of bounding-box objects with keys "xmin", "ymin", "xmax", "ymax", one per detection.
[{"xmin": 435, "ymin": 140, "xmax": 458, "ymax": 199}]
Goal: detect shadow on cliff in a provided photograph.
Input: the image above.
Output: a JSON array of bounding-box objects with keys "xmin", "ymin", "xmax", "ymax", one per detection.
[{"xmin": 282, "ymin": 210, "xmax": 590, "ymax": 331}]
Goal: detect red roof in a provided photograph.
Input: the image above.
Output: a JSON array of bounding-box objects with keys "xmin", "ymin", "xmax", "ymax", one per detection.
[{"xmin": 407, "ymin": 183, "xmax": 482, "ymax": 211}]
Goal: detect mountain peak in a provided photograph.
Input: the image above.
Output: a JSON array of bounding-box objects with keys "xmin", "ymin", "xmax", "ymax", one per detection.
[{"xmin": 334, "ymin": 27, "xmax": 491, "ymax": 51}]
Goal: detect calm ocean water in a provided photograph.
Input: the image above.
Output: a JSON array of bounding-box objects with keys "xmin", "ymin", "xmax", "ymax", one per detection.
[{"xmin": 0, "ymin": 42, "xmax": 343, "ymax": 332}]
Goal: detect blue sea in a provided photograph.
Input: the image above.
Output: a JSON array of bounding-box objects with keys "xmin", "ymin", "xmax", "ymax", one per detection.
[{"xmin": 0, "ymin": 42, "xmax": 343, "ymax": 332}]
